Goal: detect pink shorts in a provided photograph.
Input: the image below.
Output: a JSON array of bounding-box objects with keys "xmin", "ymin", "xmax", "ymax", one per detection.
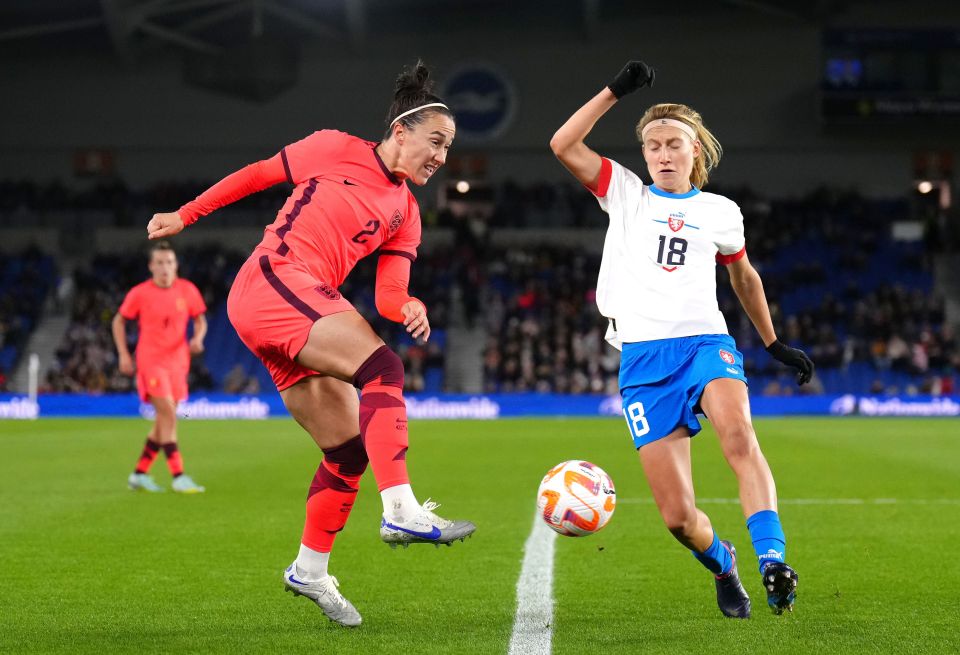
[
  {"xmin": 227, "ymin": 248, "xmax": 355, "ymax": 391},
  {"xmin": 136, "ymin": 367, "xmax": 188, "ymax": 403}
]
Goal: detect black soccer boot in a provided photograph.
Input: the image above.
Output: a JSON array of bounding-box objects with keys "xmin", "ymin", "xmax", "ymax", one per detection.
[
  {"xmin": 715, "ymin": 540, "xmax": 751, "ymax": 619},
  {"xmin": 762, "ymin": 561, "xmax": 799, "ymax": 614}
]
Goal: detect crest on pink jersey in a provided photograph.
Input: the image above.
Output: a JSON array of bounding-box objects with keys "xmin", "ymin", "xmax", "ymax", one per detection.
[
  {"xmin": 389, "ymin": 210, "xmax": 404, "ymax": 234},
  {"xmin": 719, "ymin": 349, "xmax": 735, "ymax": 364},
  {"xmin": 668, "ymin": 216, "xmax": 684, "ymax": 232},
  {"xmin": 314, "ymin": 283, "xmax": 341, "ymax": 300}
]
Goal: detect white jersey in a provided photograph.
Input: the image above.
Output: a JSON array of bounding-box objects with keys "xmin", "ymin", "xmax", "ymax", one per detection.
[{"xmin": 594, "ymin": 157, "xmax": 746, "ymax": 350}]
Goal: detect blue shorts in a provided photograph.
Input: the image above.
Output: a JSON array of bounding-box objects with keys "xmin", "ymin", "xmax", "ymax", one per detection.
[{"xmin": 619, "ymin": 334, "xmax": 748, "ymax": 449}]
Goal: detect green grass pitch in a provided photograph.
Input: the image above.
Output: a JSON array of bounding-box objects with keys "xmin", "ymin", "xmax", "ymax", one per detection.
[{"xmin": 1, "ymin": 417, "xmax": 958, "ymax": 654}]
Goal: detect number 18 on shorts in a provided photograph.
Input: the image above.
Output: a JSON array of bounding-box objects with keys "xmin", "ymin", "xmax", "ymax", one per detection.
[{"xmin": 618, "ymin": 334, "xmax": 748, "ymax": 448}]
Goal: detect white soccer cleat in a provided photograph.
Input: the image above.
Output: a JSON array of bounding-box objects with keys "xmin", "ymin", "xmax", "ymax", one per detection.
[
  {"xmin": 283, "ymin": 564, "xmax": 362, "ymax": 627},
  {"xmin": 380, "ymin": 499, "xmax": 476, "ymax": 548},
  {"xmin": 171, "ymin": 474, "xmax": 205, "ymax": 494},
  {"xmin": 128, "ymin": 472, "xmax": 164, "ymax": 492}
]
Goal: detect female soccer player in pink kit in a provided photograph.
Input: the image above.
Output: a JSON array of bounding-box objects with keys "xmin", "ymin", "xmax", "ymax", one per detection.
[
  {"xmin": 113, "ymin": 240, "xmax": 207, "ymax": 494},
  {"xmin": 145, "ymin": 62, "xmax": 474, "ymax": 627}
]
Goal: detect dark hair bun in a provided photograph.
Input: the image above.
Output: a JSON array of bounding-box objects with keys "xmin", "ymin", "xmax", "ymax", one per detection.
[
  {"xmin": 394, "ymin": 60, "xmax": 433, "ymax": 101},
  {"xmin": 383, "ymin": 59, "xmax": 451, "ymax": 137}
]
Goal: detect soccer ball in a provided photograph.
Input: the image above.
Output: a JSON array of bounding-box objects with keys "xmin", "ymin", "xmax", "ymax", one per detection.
[{"xmin": 536, "ymin": 460, "xmax": 616, "ymax": 537}]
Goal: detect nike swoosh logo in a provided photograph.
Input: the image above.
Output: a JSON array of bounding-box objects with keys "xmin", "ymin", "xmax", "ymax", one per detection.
[
  {"xmin": 288, "ymin": 573, "xmax": 308, "ymax": 585},
  {"xmin": 343, "ymin": 179, "xmax": 358, "ymax": 186},
  {"xmin": 382, "ymin": 521, "xmax": 442, "ymax": 539}
]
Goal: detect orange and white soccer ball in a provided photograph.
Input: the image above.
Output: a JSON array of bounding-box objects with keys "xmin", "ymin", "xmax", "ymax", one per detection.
[{"xmin": 536, "ymin": 460, "xmax": 616, "ymax": 537}]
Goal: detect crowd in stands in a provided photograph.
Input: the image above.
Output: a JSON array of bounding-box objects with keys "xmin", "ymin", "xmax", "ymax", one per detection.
[
  {"xmin": 1, "ymin": 177, "xmax": 958, "ymax": 397},
  {"xmin": 41, "ymin": 245, "xmax": 241, "ymax": 394},
  {"xmin": 478, "ymin": 186, "xmax": 959, "ymax": 397},
  {"xmin": 0, "ymin": 247, "xmax": 58, "ymax": 389},
  {"xmin": 486, "ymin": 180, "xmax": 608, "ymax": 228},
  {"xmin": 338, "ymin": 249, "xmax": 451, "ymax": 392},
  {"xmin": 478, "ymin": 248, "xmax": 618, "ymax": 394},
  {"xmin": 0, "ymin": 178, "xmax": 290, "ymax": 228},
  {"xmin": 0, "ymin": 177, "xmax": 609, "ymax": 230},
  {"xmin": 38, "ymin": 243, "xmax": 450, "ymax": 395},
  {"xmin": 0, "ymin": 177, "xmax": 455, "ymax": 393}
]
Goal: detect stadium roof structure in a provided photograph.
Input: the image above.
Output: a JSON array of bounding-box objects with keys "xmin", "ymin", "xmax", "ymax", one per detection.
[{"xmin": 0, "ymin": 0, "xmax": 941, "ymax": 61}]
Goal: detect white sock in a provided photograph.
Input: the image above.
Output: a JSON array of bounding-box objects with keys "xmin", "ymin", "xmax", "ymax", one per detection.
[
  {"xmin": 380, "ymin": 483, "xmax": 419, "ymax": 523},
  {"xmin": 294, "ymin": 544, "xmax": 330, "ymax": 581}
]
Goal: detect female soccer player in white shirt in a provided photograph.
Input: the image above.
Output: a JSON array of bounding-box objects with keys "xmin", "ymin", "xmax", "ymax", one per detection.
[{"xmin": 550, "ymin": 61, "xmax": 813, "ymax": 618}]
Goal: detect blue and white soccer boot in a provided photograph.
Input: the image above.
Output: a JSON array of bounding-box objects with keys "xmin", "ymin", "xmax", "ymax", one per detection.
[
  {"xmin": 380, "ymin": 499, "xmax": 476, "ymax": 548},
  {"xmin": 283, "ymin": 564, "xmax": 362, "ymax": 627},
  {"xmin": 171, "ymin": 474, "xmax": 205, "ymax": 494},
  {"xmin": 127, "ymin": 472, "xmax": 164, "ymax": 492},
  {"xmin": 714, "ymin": 540, "xmax": 751, "ymax": 619},
  {"xmin": 762, "ymin": 562, "xmax": 799, "ymax": 614}
]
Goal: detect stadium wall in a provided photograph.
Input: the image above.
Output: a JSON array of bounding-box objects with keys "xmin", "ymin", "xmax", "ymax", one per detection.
[{"xmin": 4, "ymin": 7, "xmax": 960, "ymax": 196}]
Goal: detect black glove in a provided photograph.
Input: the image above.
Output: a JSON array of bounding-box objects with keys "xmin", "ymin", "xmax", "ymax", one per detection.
[
  {"xmin": 766, "ymin": 340, "xmax": 814, "ymax": 386},
  {"xmin": 608, "ymin": 61, "xmax": 656, "ymax": 99}
]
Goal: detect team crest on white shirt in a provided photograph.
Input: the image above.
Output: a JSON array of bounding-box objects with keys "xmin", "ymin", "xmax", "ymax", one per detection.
[{"xmin": 668, "ymin": 212, "xmax": 685, "ymax": 232}]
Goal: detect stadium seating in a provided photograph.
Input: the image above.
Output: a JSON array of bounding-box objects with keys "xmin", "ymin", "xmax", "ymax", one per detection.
[
  {"xmin": 1, "ymin": 178, "xmax": 956, "ymax": 397},
  {"xmin": 480, "ymin": 185, "xmax": 957, "ymax": 396},
  {"xmin": 36, "ymin": 244, "xmax": 449, "ymax": 394},
  {"xmin": 0, "ymin": 248, "xmax": 58, "ymax": 388}
]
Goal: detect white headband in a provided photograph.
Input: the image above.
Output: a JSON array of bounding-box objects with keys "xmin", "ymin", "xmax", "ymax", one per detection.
[
  {"xmin": 389, "ymin": 102, "xmax": 450, "ymax": 127},
  {"xmin": 641, "ymin": 118, "xmax": 697, "ymax": 141}
]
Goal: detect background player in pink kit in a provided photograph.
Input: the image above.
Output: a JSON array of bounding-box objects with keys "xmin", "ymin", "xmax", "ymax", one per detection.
[
  {"xmin": 112, "ymin": 241, "xmax": 207, "ymax": 494},
  {"xmin": 143, "ymin": 61, "xmax": 474, "ymax": 627}
]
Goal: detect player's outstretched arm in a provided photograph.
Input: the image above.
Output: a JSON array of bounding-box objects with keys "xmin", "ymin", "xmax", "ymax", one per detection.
[
  {"xmin": 549, "ymin": 60, "xmax": 655, "ymax": 189},
  {"xmin": 728, "ymin": 255, "xmax": 814, "ymax": 385},
  {"xmin": 157, "ymin": 154, "xmax": 289, "ymax": 235}
]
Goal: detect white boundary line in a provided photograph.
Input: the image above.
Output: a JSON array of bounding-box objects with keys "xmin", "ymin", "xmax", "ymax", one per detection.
[
  {"xmin": 505, "ymin": 496, "xmax": 959, "ymax": 653},
  {"xmin": 508, "ymin": 512, "xmax": 557, "ymax": 655},
  {"xmin": 617, "ymin": 497, "xmax": 960, "ymax": 505}
]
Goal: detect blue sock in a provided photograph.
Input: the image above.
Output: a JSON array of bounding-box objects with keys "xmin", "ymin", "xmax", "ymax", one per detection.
[
  {"xmin": 747, "ymin": 509, "xmax": 786, "ymax": 573},
  {"xmin": 692, "ymin": 532, "xmax": 733, "ymax": 576}
]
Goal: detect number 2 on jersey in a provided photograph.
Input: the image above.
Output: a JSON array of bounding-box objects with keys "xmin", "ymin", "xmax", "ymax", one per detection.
[
  {"xmin": 623, "ymin": 401, "xmax": 650, "ymax": 439},
  {"xmin": 351, "ymin": 219, "xmax": 380, "ymax": 244},
  {"xmin": 657, "ymin": 235, "xmax": 688, "ymax": 266}
]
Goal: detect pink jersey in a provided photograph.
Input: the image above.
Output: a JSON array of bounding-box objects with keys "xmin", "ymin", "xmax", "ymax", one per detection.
[
  {"xmin": 257, "ymin": 130, "xmax": 421, "ymax": 286},
  {"xmin": 119, "ymin": 278, "xmax": 206, "ymax": 370}
]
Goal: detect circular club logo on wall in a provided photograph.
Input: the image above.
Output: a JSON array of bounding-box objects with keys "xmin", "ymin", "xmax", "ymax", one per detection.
[{"xmin": 441, "ymin": 63, "xmax": 516, "ymax": 142}]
